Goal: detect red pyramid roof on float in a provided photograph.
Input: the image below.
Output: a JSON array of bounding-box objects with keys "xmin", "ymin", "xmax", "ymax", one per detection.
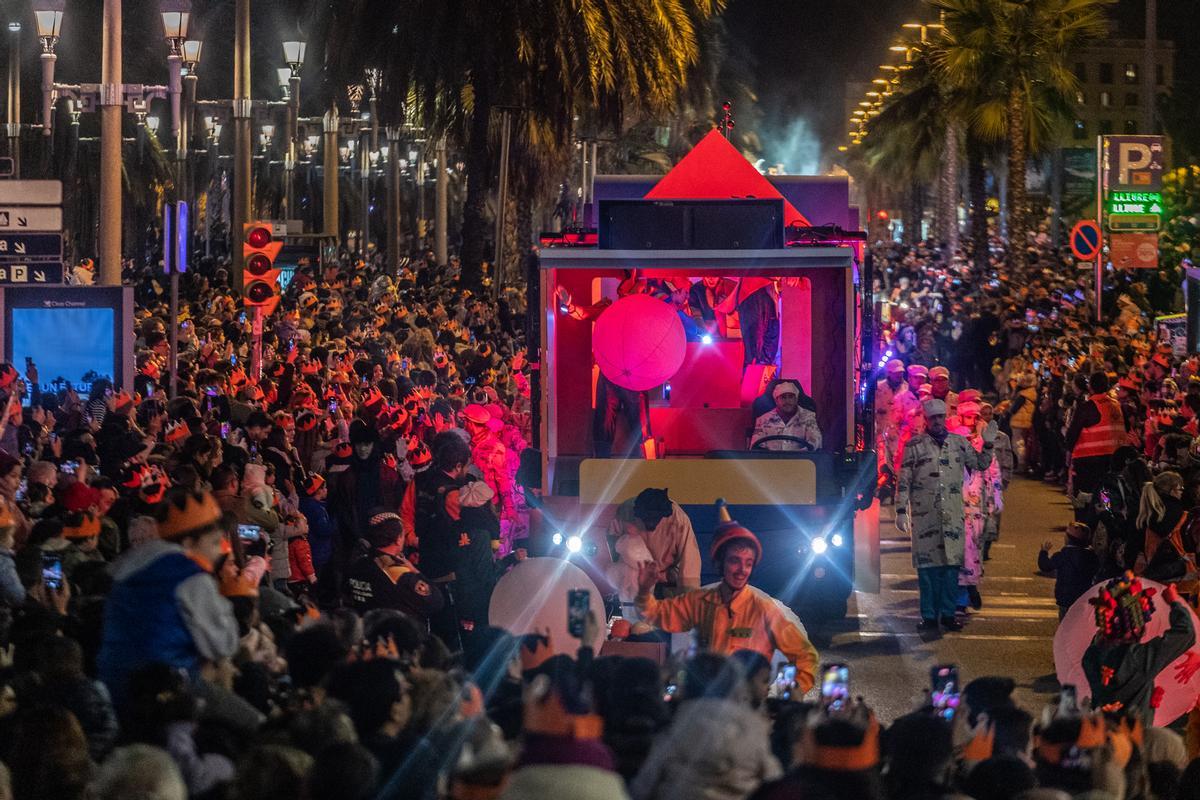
[{"xmin": 644, "ymin": 128, "xmax": 810, "ymax": 227}]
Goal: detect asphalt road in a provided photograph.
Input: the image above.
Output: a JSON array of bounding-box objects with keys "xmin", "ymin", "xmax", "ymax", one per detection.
[{"xmin": 809, "ymin": 477, "xmax": 1075, "ymax": 722}]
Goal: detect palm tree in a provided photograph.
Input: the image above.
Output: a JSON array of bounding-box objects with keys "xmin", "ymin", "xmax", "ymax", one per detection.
[
  {"xmin": 933, "ymin": 0, "xmax": 1111, "ymax": 270},
  {"xmin": 860, "ymin": 50, "xmax": 950, "ymax": 244},
  {"xmin": 321, "ymin": 0, "xmax": 724, "ymax": 286}
]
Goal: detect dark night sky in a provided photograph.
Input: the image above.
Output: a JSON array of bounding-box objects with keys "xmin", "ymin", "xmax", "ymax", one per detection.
[
  {"xmin": 0, "ymin": 0, "xmax": 1195, "ymax": 169},
  {"xmin": 723, "ymin": 0, "xmax": 1200, "ymax": 168},
  {"xmin": 723, "ymin": 0, "xmax": 926, "ymax": 167}
]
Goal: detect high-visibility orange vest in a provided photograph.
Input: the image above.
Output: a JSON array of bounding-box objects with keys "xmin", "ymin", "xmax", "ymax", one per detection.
[{"xmin": 1072, "ymin": 393, "xmax": 1125, "ymax": 460}]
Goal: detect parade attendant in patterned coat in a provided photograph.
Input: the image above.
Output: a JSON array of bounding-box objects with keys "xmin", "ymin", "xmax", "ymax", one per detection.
[
  {"xmin": 980, "ymin": 402, "xmax": 1011, "ymax": 561},
  {"xmin": 929, "ymin": 366, "xmax": 959, "ymax": 418},
  {"xmin": 896, "ymin": 398, "xmax": 996, "ymax": 632},
  {"xmin": 876, "ymin": 359, "xmax": 921, "ymax": 473},
  {"xmin": 953, "ymin": 401, "xmax": 1003, "ymax": 611}
]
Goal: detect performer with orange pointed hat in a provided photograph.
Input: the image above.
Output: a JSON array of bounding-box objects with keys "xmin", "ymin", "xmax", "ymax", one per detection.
[{"xmin": 635, "ymin": 500, "xmax": 819, "ymax": 693}]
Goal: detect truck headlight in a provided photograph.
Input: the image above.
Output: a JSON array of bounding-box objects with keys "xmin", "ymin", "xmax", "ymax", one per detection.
[
  {"xmin": 811, "ymin": 536, "xmax": 829, "ymax": 555},
  {"xmin": 566, "ymin": 535, "xmax": 583, "ymax": 554},
  {"xmin": 831, "ymin": 533, "xmax": 845, "ymax": 548}
]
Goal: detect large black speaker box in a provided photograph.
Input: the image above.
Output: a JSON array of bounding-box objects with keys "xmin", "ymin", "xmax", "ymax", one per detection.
[{"xmin": 599, "ymin": 199, "xmax": 784, "ymax": 250}]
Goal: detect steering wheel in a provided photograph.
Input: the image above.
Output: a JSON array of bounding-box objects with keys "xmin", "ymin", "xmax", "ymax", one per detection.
[{"xmin": 751, "ymin": 435, "xmax": 815, "ymax": 452}]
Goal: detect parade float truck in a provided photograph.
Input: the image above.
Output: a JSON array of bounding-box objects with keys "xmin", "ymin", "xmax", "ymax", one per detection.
[{"xmin": 532, "ymin": 131, "xmax": 879, "ymax": 621}]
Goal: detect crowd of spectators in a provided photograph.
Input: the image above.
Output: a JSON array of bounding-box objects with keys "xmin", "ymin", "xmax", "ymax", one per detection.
[{"xmin": 1, "ymin": 222, "xmax": 1200, "ymax": 800}]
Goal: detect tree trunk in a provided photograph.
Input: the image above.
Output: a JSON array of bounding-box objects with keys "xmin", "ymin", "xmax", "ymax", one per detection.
[
  {"xmin": 967, "ymin": 134, "xmax": 988, "ymax": 273},
  {"xmin": 1006, "ymin": 87, "xmax": 1028, "ymax": 270},
  {"xmin": 906, "ymin": 181, "xmax": 924, "ymax": 244},
  {"xmin": 1049, "ymin": 149, "xmax": 1064, "ymax": 248},
  {"xmin": 503, "ymin": 192, "xmax": 519, "ymax": 285},
  {"xmin": 460, "ymin": 96, "xmax": 493, "ymax": 288},
  {"xmin": 516, "ymin": 192, "xmax": 533, "ymax": 267},
  {"xmin": 939, "ymin": 120, "xmax": 962, "ymax": 253}
]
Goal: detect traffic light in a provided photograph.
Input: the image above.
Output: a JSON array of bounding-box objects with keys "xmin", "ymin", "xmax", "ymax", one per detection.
[{"xmin": 242, "ymin": 222, "xmax": 284, "ymax": 315}]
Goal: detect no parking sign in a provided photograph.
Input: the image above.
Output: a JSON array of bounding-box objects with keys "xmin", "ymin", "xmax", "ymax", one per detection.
[{"xmin": 1070, "ymin": 220, "xmax": 1102, "ymax": 262}]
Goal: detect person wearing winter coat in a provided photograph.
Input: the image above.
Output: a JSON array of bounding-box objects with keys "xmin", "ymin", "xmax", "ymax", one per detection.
[
  {"xmin": 298, "ymin": 473, "xmax": 336, "ymax": 573},
  {"xmin": 632, "ymin": 662, "xmax": 780, "ymax": 800},
  {"xmin": 1038, "ymin": 522, "xmax": 1101, "ymax": 618},
  {"xmin": 896, "ymin": 398, "xmax": 997, "ymax": 632},
  {"xmin": 96, "ymin": 489, "xmax": 239, "ymax": 711},
  {"xmin": 345, "ymin": 509, "xmax": 444, "ymax": 622}
]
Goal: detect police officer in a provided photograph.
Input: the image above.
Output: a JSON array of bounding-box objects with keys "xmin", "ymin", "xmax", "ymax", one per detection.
[{"xmin": 345, "ymin": 508, "xmax": 444, "ymax": 622}]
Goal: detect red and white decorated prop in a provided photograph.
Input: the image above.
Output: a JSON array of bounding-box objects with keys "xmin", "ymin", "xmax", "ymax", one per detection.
[
  {"xmin": 592, "ymin": 293, "xmax": 687, "ymax": 392},
  {"xmin": 1054, "ymin": 578, "xmax": 1200, "ymax": 724}
]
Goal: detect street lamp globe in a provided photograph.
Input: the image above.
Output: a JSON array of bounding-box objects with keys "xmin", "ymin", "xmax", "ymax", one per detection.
[
  {"xmin": 146, "ymin": 115, "xmax": 161, "ymax": 135},
  {"xmin": 33, "ymin": 7, "xmax": 62, "ymax": 51},
  {"xmin": 161, "ymin": 10, "xmax": 189, "ymax": 40},
  {"xmin": 283, "ymin": 40, "xmax": 307, "ymax": 74},
  {"xmin": 181, "ymin": 39, "xmax": 203, "ymax": 70}
]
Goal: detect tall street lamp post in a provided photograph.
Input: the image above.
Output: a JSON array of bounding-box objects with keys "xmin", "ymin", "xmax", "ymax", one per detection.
[
  {"xmin": 180, "ymin": 38, "xmax": 201, "ymax": 246},
  {"xmin": 161, "ymin": 4, "xmax": 189, "ymax": 178},
  {"xmin": 38, "ymin": 1, "xmax": 167, "ymax": 285},
  {"xmin": 322, "ymin": 104, "xmax": 339, "ymax": 239},
  {"xmin": 386, "ymin": 125, "xmax": 402, "ymax": 271},
  {"xmin": 231, "ymin": 0, "xmax": 251, "ymax": 290},
  {"xmin": 6, "ymin": 21, "xmax": 20, "ymax": 179},
  {"xmin": 282, "ymin": 39, "xmax": 306, "ymax": 223}
]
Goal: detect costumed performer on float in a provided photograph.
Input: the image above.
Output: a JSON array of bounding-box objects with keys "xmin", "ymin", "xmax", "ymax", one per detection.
[
  {"xmin": 1082, "ymin": 573, "xmax": 1197, "ymax": 723},
  {"xmin": 634, "ymin": 500, "xmax": 819, "ymax": 693},
  {"xmin": 556, "ymin": 270, "xmax": 680, "ymax": 458}
]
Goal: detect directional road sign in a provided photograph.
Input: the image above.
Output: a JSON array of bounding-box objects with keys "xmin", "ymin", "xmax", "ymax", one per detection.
[
  {"xmin": 0, "ymin": 180, "xmax": 61, "ymax": 206},
  {"xmin": 0, "ymin": 207, "xmax": 62, "ymax": 231},
  {"xmin": 1070, "ymin": 220, "xmax": 1103, "ymax": 262},
  {"xmin": 0, "ymin": 233, "xmax": 62, "ymax": 260},
  {"xmin": 0, "ymin": 263, "xmax": 63, "ymax": 285}
]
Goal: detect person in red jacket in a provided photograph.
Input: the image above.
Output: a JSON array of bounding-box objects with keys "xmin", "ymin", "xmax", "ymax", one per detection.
[{"xmin": 286, "ymin": 520, "xmax": 317, "ymax": 596}]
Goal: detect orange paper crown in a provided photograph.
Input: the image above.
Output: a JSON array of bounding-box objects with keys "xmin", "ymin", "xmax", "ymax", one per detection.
[{"xmin": 798, "ymin": 715, "xmax": 881, "ymax": 772}]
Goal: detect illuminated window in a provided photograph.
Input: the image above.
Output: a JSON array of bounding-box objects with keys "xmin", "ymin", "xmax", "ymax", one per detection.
[
  {"xmin": 1100, "ymin": 91, "xmax": 1112, "ymax": 108},
  {"xmin": 1073, "ymin": 120, "xmax": 1087, "ymax": 140},
  {"xmin": 1076, "ymin": 90, "xmax": 1086, "ymax": 105},
  {"xmin": 1124, "ymin": 63, "xmax": 1138, "ymax": 83}
]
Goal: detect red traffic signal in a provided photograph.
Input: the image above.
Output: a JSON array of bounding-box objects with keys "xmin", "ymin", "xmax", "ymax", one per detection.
[
  {"xmin": 242, "ymin": 222, "xmax": 283, "ymax": 314},
  {"xmin": 245, "ymin": 225, "xmax": 271, "ymax": 249}
]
